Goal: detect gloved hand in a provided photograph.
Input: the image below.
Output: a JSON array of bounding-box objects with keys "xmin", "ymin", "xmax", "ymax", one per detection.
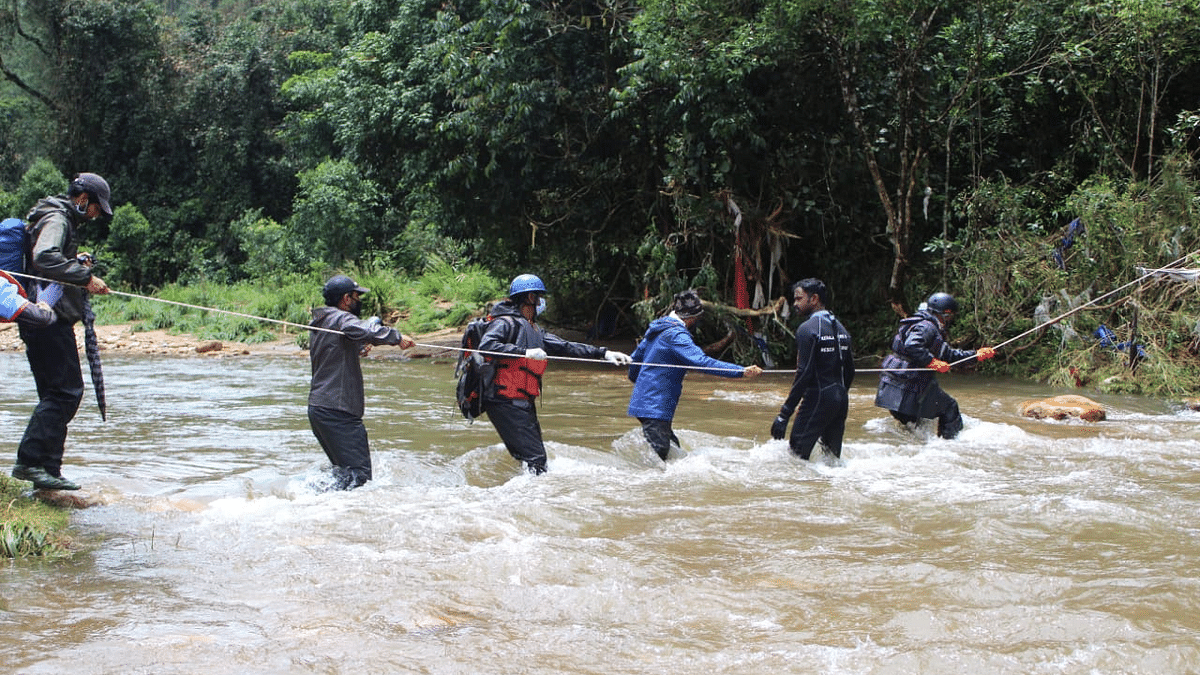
[
  {"xmin": 770, "ymin": 414, "xmax": 789, "ymax": 440},
  {"xmin": 976, "ymin": 346, "xmax": 996, "ymax": 361},
  {"xmin": 604, "ymin": 350, "xmax": 632, "ymax": 366},
  {"xmin": 525, "ymin": 347, "xmax": 548, "ymax": 360},
  {"xmin": 928, "ymin": 359, "xmax": 950, "ymax": 373},
  {"xmin": 365, "ymin": 316, "xmax": 382, "ymax": 329}
]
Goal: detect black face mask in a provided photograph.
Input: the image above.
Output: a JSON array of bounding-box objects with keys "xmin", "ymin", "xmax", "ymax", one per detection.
[{"xmin": 348, "ymin": 298, "xmax": 363, "ymax": 317}]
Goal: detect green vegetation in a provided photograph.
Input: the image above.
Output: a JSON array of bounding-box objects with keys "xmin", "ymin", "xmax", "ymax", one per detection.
[
  {"xmin": 5, "ymin": 0, "xmax": 1200, "ymax": 394},
  {"xmin": 95, "ymin": 261, "xmax": 507, "ymax": 346},
  {"xmin": 0, "ymin": 477, "xmax": 73, "ymax": 558}
]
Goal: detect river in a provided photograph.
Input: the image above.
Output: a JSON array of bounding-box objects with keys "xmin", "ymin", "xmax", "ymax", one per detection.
[{"xmin": 2, "ymin": 350, "xmax": 1199, "ymax": 674}]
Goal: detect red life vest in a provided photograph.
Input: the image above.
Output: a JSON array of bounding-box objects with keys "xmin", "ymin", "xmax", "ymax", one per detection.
[{"xmin": 493, "ymin": 356, "xmax": 547, "ymax": 400}]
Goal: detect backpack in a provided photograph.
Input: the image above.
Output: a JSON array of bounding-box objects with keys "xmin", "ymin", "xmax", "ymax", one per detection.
[
  {"xmin": 455, "ymin": 315, "xmax": 500, "ymax": 421},
  {"xmin": 0, "ymin": 217, "xmax": 28, "ymax": 275}
]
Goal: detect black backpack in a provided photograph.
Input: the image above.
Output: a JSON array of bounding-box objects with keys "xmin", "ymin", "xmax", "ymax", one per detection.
[{"xmin": 455, "ymin": 315, "xmax": 506, "ymax": 421}]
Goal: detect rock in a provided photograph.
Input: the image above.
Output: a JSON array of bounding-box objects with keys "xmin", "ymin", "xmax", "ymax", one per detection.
[
  {"xmin": 195, "ymin": 341, "xmax": 224, "ymax": 353},
  {"xmin": 1183, "ymin": 398, "xmax": 1200, "ymax": 411},
  {"xmin": 1019, "ymin": 395, "xmax": 1106, "ymax": 422}
]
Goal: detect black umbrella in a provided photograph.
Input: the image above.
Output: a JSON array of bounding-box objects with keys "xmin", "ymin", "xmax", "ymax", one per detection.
[{"xmin": 82, "ymin": 292, "xmax": 106, "ymax": 421}]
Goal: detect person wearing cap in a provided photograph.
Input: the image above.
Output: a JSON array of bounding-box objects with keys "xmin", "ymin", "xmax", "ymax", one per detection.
[
  {"xmin": 769, "ymin": 279, "xmax": 855, "ymax": 461},
  {"xmin": 308, "ymin": 274, "xmax": 415, "ymax": 490},
  {"xmin": 478, "ymin": 273, "xmax": 632, "ymax": 474},
  {"xmin": 873, "ymin": 292, "xmax": 996, "ymax": 439},
  {"xmin": 10, "ymin": 172, "xmax": 112, "ymax": 492},
  {"xmin": 627, "ymin": 289, "xmax": 763, "ymax": 461}
]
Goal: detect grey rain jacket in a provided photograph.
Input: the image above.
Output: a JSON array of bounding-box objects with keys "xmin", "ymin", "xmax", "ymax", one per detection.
[{"xmin": 308, "ymin": 306, "xmax": 404, "ymax": 417}]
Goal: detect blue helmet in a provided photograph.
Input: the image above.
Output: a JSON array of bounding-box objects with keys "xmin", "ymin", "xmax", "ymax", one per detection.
[{"xmin": 508, "ymin": 274, "xmax": 547, "ymax": 298}]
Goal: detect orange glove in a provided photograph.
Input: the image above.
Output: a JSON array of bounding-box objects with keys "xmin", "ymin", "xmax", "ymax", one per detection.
[
  {"xmin": 928, "ymin": 359, "xmax": 950, "ymax": 373},
  {"xmin": 976, "ymin": 346, "xmax": 996, "ymax": 361}
]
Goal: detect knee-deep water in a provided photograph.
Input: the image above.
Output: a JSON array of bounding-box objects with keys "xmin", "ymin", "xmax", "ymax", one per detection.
[{"xmin": 2, "ymin": 350, "xmax": 1199, "ymax": 674}]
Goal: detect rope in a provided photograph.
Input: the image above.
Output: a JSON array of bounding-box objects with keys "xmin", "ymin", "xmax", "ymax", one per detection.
[
  {"xmin": 7, "ymin": 270, "xmax": 344, "ymax": 335},
  {"xmin": 945, "ymin": 249, "xmax": 1199, "ymax": 367},
  {"xmin": 12, "ymin": 248, "xmax": 1196, "ymax": 374}
]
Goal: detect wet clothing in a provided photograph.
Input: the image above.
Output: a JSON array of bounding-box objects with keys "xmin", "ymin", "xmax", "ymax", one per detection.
[
  {"xmin": 25, "ymin": 196, "xmax": 93, "ymax": 324},
  {"xmin": 637, "ymin": 417, "xmax": 681, "ymax": 461},
  {"xmin": 627, "ymin": 315, "xmax": 746, "ymax": 460},
  {"xmin": 307, "ymin": 306, "xmax": 405, "ymax": 488},
  {"xmin": 16, "ymin": 321, "xmax": 83, "ymax": 478},
  {"xmin": 15, "ymin": 196, "xmax": 95, "ymax": 479},
  {"xmin": 0, "ymin": 271, "xmax": 55, "ymax": 327},
  {"xmin": 777, "ymin": 310, "xmax": 855, "ymax": 459},
  {"xmin": 874, "ymin": 309, "xmax": 978, "ymax": 439},
  {"xmin": 478, "ymin": 299, "xmax": 607, "ymax": 474}
]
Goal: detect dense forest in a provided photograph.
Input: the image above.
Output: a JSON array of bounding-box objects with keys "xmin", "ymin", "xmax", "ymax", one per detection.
[{"xmin": 4, "ymin": 0, "xmax": 1200, "ymax": 393}]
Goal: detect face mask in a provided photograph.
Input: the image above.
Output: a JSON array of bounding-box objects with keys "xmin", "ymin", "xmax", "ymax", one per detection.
[
  {"xmin": 535, "ymin": 297, "xmax": 547, "ymax": 316},
  {"xmin": 349, "ymin": 298, "xmax": 363, "ymax": 317}
]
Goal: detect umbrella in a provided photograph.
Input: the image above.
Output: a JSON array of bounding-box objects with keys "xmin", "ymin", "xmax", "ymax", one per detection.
[{"xmin": 81, "ymin": 292, "xmax": 106, "ymax": 421}]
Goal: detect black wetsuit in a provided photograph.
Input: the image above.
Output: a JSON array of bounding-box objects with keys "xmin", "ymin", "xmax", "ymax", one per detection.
[
  {"xmin": 873, "ymin": 310, "xmax": 978, "ymax": 439},
  {"xmin": 777, "ymin": 310, "xmax": 855, "ymax": 459}
]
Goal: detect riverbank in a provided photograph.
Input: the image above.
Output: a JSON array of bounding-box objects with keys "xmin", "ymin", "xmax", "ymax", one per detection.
[
  {"xmin": 0, "ymin": 322, "xmax": 631, "ymax": 359},
  {"xmin": 0, "ymin": 476, "xmax": 72, "ymax": 558},
  {"xmin": 0, "ymin": 322, "xmax": 469, "ymax": 359}
]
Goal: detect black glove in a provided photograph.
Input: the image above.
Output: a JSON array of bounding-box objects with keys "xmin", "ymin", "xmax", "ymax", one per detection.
[{"xmin": 770, "ymin": 414, "xmax": 789, "ymax": 440}]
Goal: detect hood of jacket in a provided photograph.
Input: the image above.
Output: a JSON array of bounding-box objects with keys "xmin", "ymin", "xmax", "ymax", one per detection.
[
  {"xmin": 488, "ymin": 298, "xmax": 525, "ymax": 321},
  {"xmin": 27, "ymin": 195, "xmax": 85, "ymax": 230},
  {"xmin": 642, "ymin": 315, "xmax": 685, "ymax": 341}
]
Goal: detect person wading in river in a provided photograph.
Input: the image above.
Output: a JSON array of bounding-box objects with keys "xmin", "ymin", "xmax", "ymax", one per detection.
[
  {"xmin": 770, "ymin": 278, "xmax": 854, "ymax": 461},
  {"xmin": 11, "ymin": 173, "xmax": 112, "ymax": 492},
  {"xmin": 308, "ymin": 274, "xmax": 415, "ymax": 490},
  {"xmin": 874, "ymin": 292, "xmax": 995, "ymax": 439},
  {"xmin": 478, "ymin": 274, "xmax": 632, "ymax": 474},
  {"xmin": 627, "ymin": 289, "xmax": 762, "ymax": 461}
]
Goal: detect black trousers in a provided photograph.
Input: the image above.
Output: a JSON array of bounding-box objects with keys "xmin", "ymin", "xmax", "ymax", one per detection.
[
  {"xmin": 17, "ymin": 321, "xmax": 83, "ymax": 477},
  {"xmin": 789, "ymin": 386, "xmax": 849, "ymax": 460},
  {"xmin": 638, "ymin": 417, "xmax": 679, "ymax": 461},
  {"xmin": 308, "ymin": 405, "xmax": 372, "ymax": 489},
  {"xmin": 887, "ymin": 385, "xmax": 963, "ymax": 439},
  {"xmin": 485, "ymin": 398, "xmax": 547, "ymax": 474}
]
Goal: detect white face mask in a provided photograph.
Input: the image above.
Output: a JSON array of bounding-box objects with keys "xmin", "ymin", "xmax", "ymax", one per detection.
[{"xmin": 536, "ymin": 297, "xmax": 547, "ymax": 316}]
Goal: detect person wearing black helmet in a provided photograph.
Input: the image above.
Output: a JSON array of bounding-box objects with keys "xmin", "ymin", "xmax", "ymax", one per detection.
[
  {"xmin": 873, "ymin": 292, "xmax": 996, "ymax": 439},
  {"xmin": 478, "ymin": 273, "xmax": 632, "ymax": 474},
  {"xmin": 10, "ymin": 173, "xmax": 113, "ymax": 492},
  {"xmin": 308, "ymin": 274, "xmax": 415, "ymax": 490}
]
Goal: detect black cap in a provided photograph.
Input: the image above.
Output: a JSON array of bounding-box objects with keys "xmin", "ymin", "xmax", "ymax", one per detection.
[
  {"xmin": 673, "ymin": 289, "xmax": 704, "ymax": 319},
  {"xmin": 322, "ymin": 275, "xmax": 369, "ymax": 305},
  {"xmin": 71, "ymin": 173, "xmax": 112, "ymax": 215}
]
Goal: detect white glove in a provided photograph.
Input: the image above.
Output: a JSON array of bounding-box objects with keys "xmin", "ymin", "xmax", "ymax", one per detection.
[
  {"xmin": 525, "ymin": 347, "xmax": 548, "ymax": 360},
  {"xmin": 364, "ymin": 316, "xmax": 382, "ymax": 329},
  {"xmin": 604, "ymin": 350, "xmax": 632, "ymax": 366}
]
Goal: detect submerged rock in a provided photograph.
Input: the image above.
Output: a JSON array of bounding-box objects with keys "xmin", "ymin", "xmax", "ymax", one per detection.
[{"xmin": 1019, "ymin": 394, "xmax": 1106, "ymax": 422}]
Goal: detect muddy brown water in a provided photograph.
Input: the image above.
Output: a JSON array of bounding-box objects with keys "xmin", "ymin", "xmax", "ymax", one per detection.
[{"xmin": 2, "ymin": 351, "xmax": 1198, "ymax": 674}]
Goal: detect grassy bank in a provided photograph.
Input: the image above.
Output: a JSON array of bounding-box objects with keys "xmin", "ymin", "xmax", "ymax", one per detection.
[
  {"xmin": 92, "ymin": 260, "xmax": 507, "ymax": 347},
  {"xmin": 1, "ymin": 476, "xmax": 73, "ymax": 558}
]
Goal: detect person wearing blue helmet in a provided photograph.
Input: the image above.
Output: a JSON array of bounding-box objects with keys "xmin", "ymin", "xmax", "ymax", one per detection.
[
  {"xmin": 874, "ymin": 292, "xmax": 995, "ymax": 439},
  {"xmin": 477, "ymin": 273, "xmax": 632, "ymax": 474}
]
